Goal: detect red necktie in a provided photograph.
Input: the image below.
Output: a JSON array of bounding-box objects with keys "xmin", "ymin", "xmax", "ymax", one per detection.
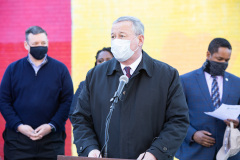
[{"xmin": 124, "ymin": 66, "xmax": 131, "ymax": 78}]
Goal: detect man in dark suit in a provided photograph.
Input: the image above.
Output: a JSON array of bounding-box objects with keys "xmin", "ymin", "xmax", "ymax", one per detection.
[
  {"xmin": 176, "ymin": 38, "xmax": 240, "ymax": 160},
  {"xmin": 72, "ymin": 16, "xmax": 189, "ymax": 160}
]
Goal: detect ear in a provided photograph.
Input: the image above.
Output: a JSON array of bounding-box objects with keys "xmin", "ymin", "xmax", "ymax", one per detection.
[
  {"xmin": 206, "ymin": 51, "xmax": 211, "ymax": 60},
  {"xmin": 24, "ymin": 41, "xmax": 29, "ymax": 51},
  {"xmin": 138, "ymin": 35, "xmax": 144, "ymax": 47}
]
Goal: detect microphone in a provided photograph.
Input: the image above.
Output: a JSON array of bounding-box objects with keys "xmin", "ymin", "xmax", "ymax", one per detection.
[
  {"xmin": 113, "ymin": 75, "xmax": 129, "ymax": 100},
  {"xmin": 102, "ymin": 75, "xmax": 129, "ymax": 158}
]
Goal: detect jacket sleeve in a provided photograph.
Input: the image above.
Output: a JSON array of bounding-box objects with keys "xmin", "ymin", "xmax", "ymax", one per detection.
[
  {"xmin": 50, "ymin": 66, "xmax": 73, "ymax": 131},
  {"xmin": 148, "ymin": 68, "xmax": 189, "ymax": 160},
  {"xmin": 72, "ymin": 69, "xmax": 100, "ymax": 156},
  {"xmin": 184, "ymin": 124, "xmax": 197, "ymax": 144},
  {"xmin": 180, "ymin": 76, "xmax": 197, "ymax": 144},
  {"xmin": 69, "ymin": 81, "xmax": 85, "ymax": 122},
  {"xmin": 0, "ymin": 64, "xmax": 22, "ymax": 131}
]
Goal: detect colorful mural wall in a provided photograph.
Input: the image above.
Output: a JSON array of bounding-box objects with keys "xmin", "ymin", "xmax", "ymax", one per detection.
[{"xmin": 0, "ymin": 0, "xmax": 240, "ymax": 159}]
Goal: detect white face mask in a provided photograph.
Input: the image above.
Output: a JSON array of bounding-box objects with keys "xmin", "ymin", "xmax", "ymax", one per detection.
[{"xmin": 111, "ymin": 37, "xmax": 139, "ymax": 62}]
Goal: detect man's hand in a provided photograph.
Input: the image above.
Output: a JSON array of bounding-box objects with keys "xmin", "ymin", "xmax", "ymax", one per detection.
[
  {"xmin": 193, "ymin": 130, "xmax": 215, "ymax": 147},
  {"xmin": 17, "ymin": 124, "xmax": 41, "ymax": 140},
  {"xmin": 88, "ymin": 149, "xmax": 102, "ymax": 158},
  {"xmin": 137, "ymin": 152, "xmax": 156, "ymax": 160},
  {"xmin": 32, "ymin": 124, "xmax": 52, "ymax": 140},
  {"xmin": 224, "ymin": 119, "xmax": 239, "ymax": 128}
]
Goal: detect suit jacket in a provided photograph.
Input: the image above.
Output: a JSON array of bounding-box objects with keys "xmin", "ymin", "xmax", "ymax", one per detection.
[
  {"xmin": 72, "ymin": 51, "xmax": 189, "ymax": 160},
  {"xmin": 176, "ymin": 67, "xmax": 240, "ymax": 160}
]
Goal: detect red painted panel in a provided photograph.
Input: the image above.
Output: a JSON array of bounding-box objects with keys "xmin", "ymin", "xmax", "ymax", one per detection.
[
  {"xmin": 0, "ymin": 0, "xmax": 71, "ymax": 43},
  {"xmin": 0, "ymin": 0, "xmax": 72, "ymax": 157}
]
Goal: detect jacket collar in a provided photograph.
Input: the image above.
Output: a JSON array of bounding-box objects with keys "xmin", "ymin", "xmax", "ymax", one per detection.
[
  {"xmin": 195, "ymin": 67, "xmax": 214, "ymax": 110},
  {"xmin": 107, "ymin": 50, "xmax": 153, "ymax": 77}
]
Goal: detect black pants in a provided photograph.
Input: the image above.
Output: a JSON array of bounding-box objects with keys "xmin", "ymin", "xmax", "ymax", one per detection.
[{"xmin": 3, "ymin": 128, "xmax": 66, "ymax": 160}]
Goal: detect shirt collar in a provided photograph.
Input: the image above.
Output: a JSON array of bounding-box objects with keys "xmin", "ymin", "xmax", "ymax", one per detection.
[
  {"xmin": 107, "ymin": 50, "xmax": 153, "ymax": 77},
  {"xmin": 204, "ymin": 71, "xmax": 222, "ymax": 80},
  {"xmin": 27, "ymin": 53, "xmax": 48, "ymax": 67},
  {"xmin": 120, "ymin": 53, "xmax": 142, "ymax": 74}
]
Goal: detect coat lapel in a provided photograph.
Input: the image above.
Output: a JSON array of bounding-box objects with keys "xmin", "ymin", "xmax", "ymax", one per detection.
[
  {"xmin": 195, "ymin": 68, "xmax": 215, "ymax": 110},
  {"xmin": 222, "ymin": 72, "xmax": 231, "ymax": 104}
]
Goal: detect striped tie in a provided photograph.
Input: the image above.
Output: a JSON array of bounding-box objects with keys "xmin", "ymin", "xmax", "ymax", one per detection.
[
  {"xmin": 211, "ymin": 76, "xmax": 220, "ymax": 109},
  {"xmin": 124, "ymin": 66, "xmax": 131, "ymax": 79}
]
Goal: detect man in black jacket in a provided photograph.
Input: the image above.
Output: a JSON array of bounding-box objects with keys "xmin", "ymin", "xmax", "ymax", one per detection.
[{"xmin": 72, "ymin": 16, "xmax": 189, "ymax": 160}]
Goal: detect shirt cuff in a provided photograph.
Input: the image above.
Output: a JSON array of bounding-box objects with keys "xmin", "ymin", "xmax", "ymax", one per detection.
[{"xmin": 48, "ymin": 123, "xmax": 56, "ymax": 132}]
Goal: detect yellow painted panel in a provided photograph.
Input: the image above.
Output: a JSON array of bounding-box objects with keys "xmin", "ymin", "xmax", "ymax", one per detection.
[{"xmin": 71, "ymin": 0, "xmax": 240, "ymax": 156}]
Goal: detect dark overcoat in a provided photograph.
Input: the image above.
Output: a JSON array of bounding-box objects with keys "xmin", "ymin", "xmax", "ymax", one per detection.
[{"xmin": 72, "ymin": 51, "xmax": 189, "ymax": 160}]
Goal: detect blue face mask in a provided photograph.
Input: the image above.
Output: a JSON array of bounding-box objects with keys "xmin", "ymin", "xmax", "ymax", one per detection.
[{"xmin": 30, "ymin": 46, "xmax": 48, "ymax": 60}]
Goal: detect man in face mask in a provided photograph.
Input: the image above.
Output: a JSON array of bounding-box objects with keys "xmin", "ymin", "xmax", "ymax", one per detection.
[
  {"xmin": 176, "ymin": 38, "xmax": 240, "ymax": 160},
  {"xmin": 0, "ymin": 26, "xmax": 73, "ymax": 160},
  {"xmin": 72, "ymin": 16, "xmax": 189, "ymax": 160},
  {"xmin": 24, "ymin": 30, "xmax": 48, "ymax": 61}
]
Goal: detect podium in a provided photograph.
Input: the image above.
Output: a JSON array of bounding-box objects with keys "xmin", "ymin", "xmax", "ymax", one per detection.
[{"xmin": 57, "ymin": 155, "xmax": 133, "ymax": 160}]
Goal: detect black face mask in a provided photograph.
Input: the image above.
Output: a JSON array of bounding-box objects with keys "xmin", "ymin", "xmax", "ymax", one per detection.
[
  {"xmin": 203, "ymin": 59, "xmax": 228, "ymax": 76},
  {"xmin": 29, "ymin": 46, "xmax": 48, "ymax": 60}
]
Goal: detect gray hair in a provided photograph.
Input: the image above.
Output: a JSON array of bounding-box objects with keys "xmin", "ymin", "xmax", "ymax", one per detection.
[
  {"xmin": 113, "ymin": 16, "xmax": 144, "ymax": 36},
  {"xmin": 25, "ymin": 26, "xmax": 48, "ymax": 42}
]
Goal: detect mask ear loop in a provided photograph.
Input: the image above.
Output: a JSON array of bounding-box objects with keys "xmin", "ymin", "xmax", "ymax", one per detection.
[
  {"xmin": 132, "ymin": 36, "xmax": 140, "ymax": 52},
  {"xmin": 26, "ymin": 42, "xmax": 32, "ymax": 55},
  {"xmin": 133, "ymin": 45, "xmax": 139, "ymax": 52}
]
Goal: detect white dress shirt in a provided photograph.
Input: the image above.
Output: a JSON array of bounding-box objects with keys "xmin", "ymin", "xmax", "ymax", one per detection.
[
  {"xmin": 120, "ymin": 53, "xmax": 142, "ymax": 76},
  {"xmin": 204, "ymin": 72, "xmax": 223, "ymax": 100}
]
